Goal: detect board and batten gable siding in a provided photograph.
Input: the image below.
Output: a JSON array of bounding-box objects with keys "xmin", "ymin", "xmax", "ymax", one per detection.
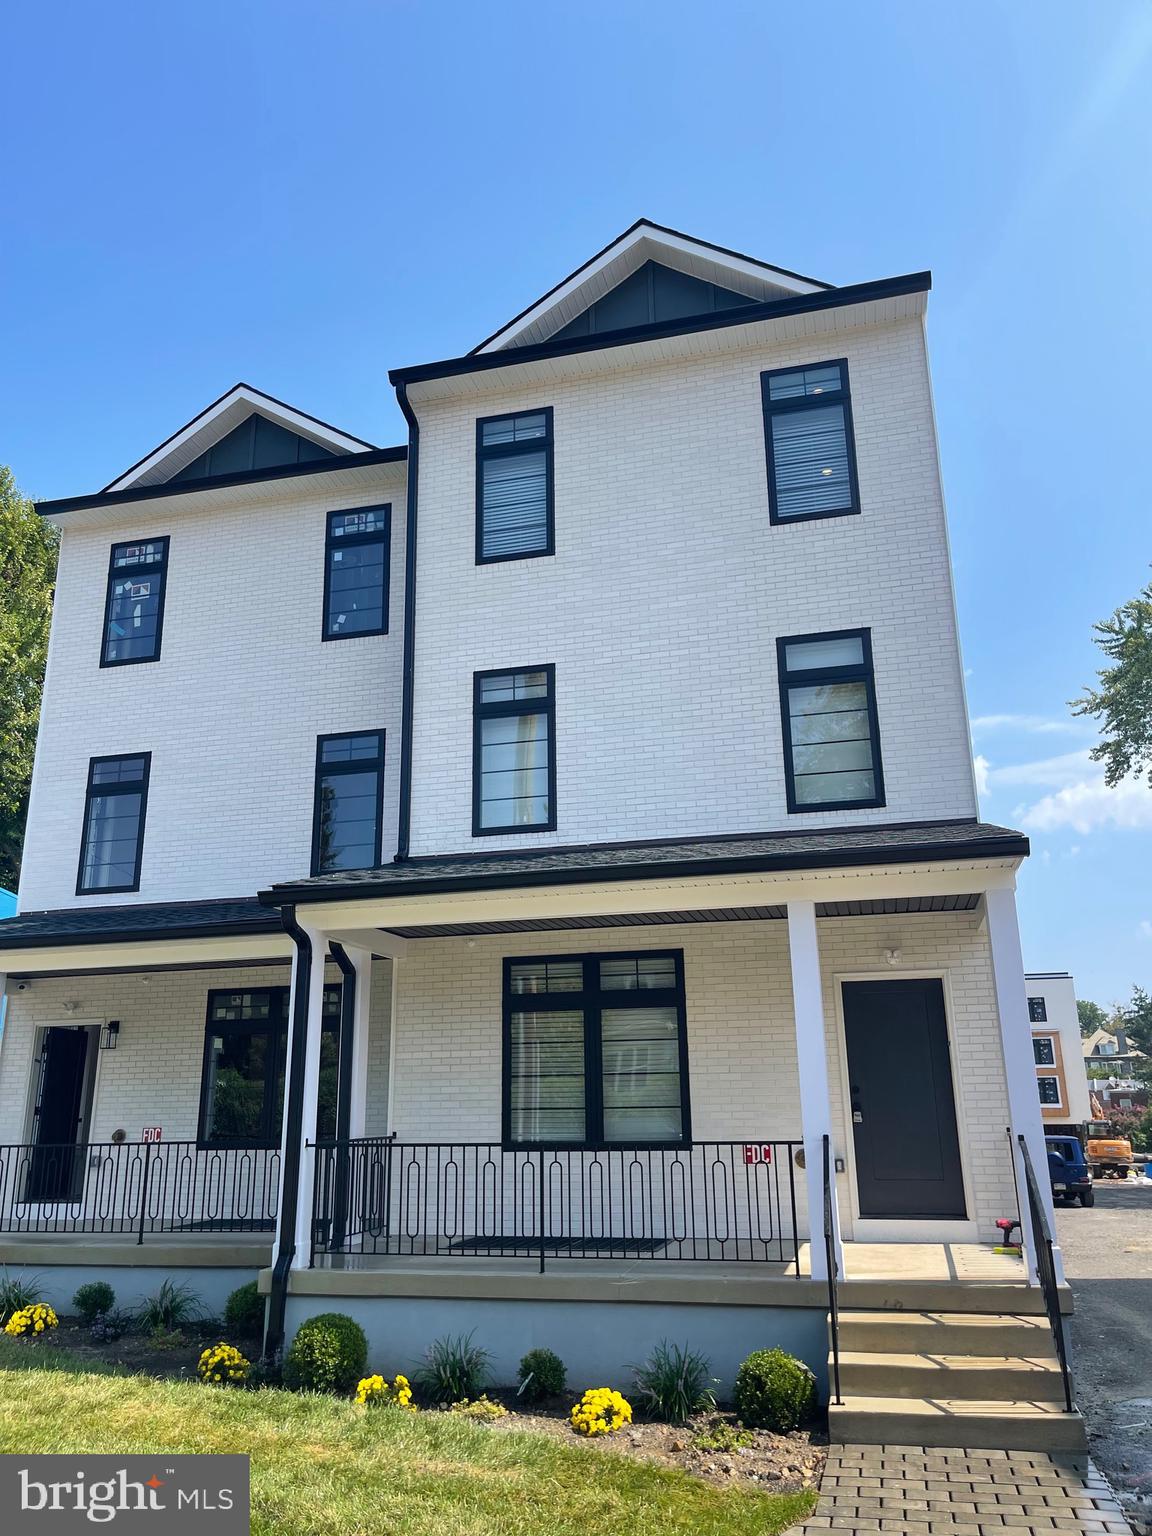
[
  {"xmin": 406, "ymin": 316, "xmax": 975, "ymax": 855},
  {"xmin": 0, "ymin": 962, "xmax": 393, "ymax": 1147},
  {"xmin": 19, "ymin": 471, "xmax": 406, "ymax": 911},
  {"xmin": 388, "ymin": 912, "xmax": 1015, "ymax": 1239}
]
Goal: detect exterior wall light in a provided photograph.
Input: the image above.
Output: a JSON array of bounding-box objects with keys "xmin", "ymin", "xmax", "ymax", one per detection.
[{"xmin": 100, "ymin": 1019, "xmax": 121, "ymax": 1050}]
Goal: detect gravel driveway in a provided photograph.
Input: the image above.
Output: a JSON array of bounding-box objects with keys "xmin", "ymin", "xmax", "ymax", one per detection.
[{"xmin": 1057, "ymin": 1180, "xmax": 1152, "ymax": 1532}]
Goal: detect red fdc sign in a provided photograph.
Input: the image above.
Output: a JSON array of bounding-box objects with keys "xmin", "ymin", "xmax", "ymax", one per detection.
[
  {"xmin": 142, "ymin": 1127, "xmax": 163, "ymax": 1143},
  {"xmin": 743, "ymin": 1144, "xmax": 772, "ymax": 1165}
]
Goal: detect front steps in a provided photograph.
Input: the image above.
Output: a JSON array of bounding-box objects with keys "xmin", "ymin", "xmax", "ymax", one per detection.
[{"xmin": 828, "ymin": 1309, "xmax": 1087, "ymax": 1452}]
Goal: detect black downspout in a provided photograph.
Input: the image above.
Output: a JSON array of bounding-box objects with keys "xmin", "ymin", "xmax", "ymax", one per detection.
[
  {"xmin": 394, "ymin": 382, "xmax": 419, "ymax": 861},
  {"xmin": 263, "ymin": 905, "xmax": 313, "ymax": 1363},
  {"xmin": 328, "ymin": 941, "xmax": 357, "ymax": 1251}
]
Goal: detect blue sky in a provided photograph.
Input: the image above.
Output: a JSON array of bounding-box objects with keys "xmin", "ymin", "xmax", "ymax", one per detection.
[{"xmin": 3, "ymin": 2, "xmax": 1150, "ymax": 1005}]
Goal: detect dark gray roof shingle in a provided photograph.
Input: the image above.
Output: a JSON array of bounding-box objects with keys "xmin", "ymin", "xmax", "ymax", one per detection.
[{"xmin": 0, "ymin": 897, "xmax": 281, "ymax": 950}]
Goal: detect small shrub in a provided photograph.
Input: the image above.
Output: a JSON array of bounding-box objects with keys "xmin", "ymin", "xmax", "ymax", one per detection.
[
  {"xmin": 0, "ymin": 1270, "xmax": 42, "ymax": 1327},
  {"xmin": 632, "ymin": 1339, "xmax": 715, "ymax": 1423},
  {"xmin": 733, "ymin": 1348, "xmax": 816, "ymax": 1432},
  {"xmin": 414, "ymin": 1332, "xmax": 491, "ymax": 1404},
  {"xmin": 223, "ymin": 1281, "xmax": 264, "ymax": 1336},
  {"xmin": 283, "ymin": 1313, "xmax": 368, "ymax": 1394},
  {"xmin": 135, "ymin": 1280, "xmax": 203, "ymax": 1333},
  {"xmin": 570, "ymin": 1387, "xmax": 632, "ymax": 1436},
  {"xmin": 517, "ymin": 1347, "xmax": 566, "ymax": 1402},
  {"xmin": 72, "ymin": 1281, "xmax": 116, "ymax": 1325},
  {"xmin": 355, "ymin": 1373, "xmax": 415, "ymax": 1410},
  {"xmin": 449, "ymin": 1394, "xmax": 507, "ymax": 1421},
  {"xmin": 4, "ymin": 1303, "xmax": 58, "ymax": 1338},
  {"xmin": 89, "ymin": 1309, "xmax": 131, "ymax": 1344},
  {"xmin": 692, "ymin": 1418, "xmax": 755, "ymax": 1452},
  {"xmin": 198, "ymin": 1341, "xmax": 250, "ymax": 1386}
]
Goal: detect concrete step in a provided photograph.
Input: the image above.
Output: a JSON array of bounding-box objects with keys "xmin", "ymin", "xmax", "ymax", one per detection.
[
  {"xmin": 828, "ymin": 1394, "xmax": 1087, "ymax": 1452},
  {"xmin": 839, "ymin": 1280, "xmax": 1064, "ymax": 1316},
  {"xmin": 836, "ymin": 1310, "xmax": 1056, "ymax": 1358},
  {"xmin": 837, "ymin": 1349, "xmax": 1066, "ymax": 1401}
]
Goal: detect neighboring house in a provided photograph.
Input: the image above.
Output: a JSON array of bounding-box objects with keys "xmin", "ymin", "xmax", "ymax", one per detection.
[
  {"xmin": 1024, "ymin": 973, "xmax": 1092, "ymax": 1132},
  {"xmin": 1083, "ymin": 1026, "xmax": 1147, "ymax": 1077},
  {"xmin": 0, "ymin": 222, "xmax": 1061, "ymax": 1418}
]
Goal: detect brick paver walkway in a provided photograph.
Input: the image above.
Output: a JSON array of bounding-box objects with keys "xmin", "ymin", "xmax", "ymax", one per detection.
[{"xmin": 802, "ymin": 1446, "xmax": 1134, "ymax": 1536}]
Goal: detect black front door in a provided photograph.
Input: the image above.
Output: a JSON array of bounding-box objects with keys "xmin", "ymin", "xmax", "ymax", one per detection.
[
  {"xmin": 842, "ymin": 979, "xmax": 966, "ymax": 1220},
  {"xmin": 25, "ymin": 1027, "xmax": 91, "ymax": 1202}
]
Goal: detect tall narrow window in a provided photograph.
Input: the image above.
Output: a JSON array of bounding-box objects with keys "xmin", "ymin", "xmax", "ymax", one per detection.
[
  {"xmin": 761, "ymin": 360, "xmax": 859, "ymax": 523},
  {"xmin": 323, "ymin": 505, "xmax": 390, "ymax": 639},
  {"xmin": 476, "ymin": 409, "xmax": 554, "ymax": 563},
  {"xmin": 503, "ymin": 951, "xmax": 689, "ymax": 1148},
  {"xmin": 473, "ymin": 666, "xmax": 555, "ymax": 834},
  {"xmin": 312, "ymin": 731, "xmax": 385, "ymax": 874},
  {"xmin": 101, "ymin": 538, "xmax": 170, "ymax": 665},
  {"xmin": 777, "ymin": 630, "xmax": 884, "ymax": 811},
  {"xmin": 1028, "ymin": 996, "xmax": 1048, "ymax": 1023},
  {"xmin": 76, "ymin": 753, "xmax": 151, "ymax": 894}
]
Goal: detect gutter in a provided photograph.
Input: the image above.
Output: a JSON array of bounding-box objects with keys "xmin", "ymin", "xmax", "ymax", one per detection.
[{"xmin": 394, "ymin": 383, "xmax": 420, "ymax": 861}]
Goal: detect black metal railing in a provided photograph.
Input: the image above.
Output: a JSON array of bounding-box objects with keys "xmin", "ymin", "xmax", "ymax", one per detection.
[
  {"xmin": 0, "ymin": 1141, "xmax": 280, "ymax": 1243},
  {"xmin": 310, "ymin": 1138, "xmax": 801, "ymax": 1269},
  {"xmin": 1015, "ymin": 1132, "xmax": 1074, "ymax": 1412},
  {"xmin": 822, "ymin": 1133, "xmax": 841, "ymax": 1405}
]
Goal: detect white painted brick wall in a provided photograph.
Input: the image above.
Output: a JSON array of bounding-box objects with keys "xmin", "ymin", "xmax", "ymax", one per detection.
[
  {"xmin": 408, "ymin": 316, "xmax": 975, "ymax": 854},
  {"xmin": 19, "ymin": 469, "xmax": 406, "ymax": 911}
]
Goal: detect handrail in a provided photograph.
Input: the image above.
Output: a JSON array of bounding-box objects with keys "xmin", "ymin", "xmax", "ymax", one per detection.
[
  {"xmin": 822, "ymin": 1133, "xmax": 841, "ymax": 1405},
  {"xmin": 1015, "ymin": 1133, "xmax": 1074, "ymax": 1412}
]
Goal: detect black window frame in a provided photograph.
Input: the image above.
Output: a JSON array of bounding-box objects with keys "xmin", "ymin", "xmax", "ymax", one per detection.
[
  {"xmin": 321, "ymin": 503, "xmax": 391, "ymax": 642},
  {"xmin": 761, "ymin": 358, "xmax": 861, "ymax": 525},
  {"xmin": 100, "ymin": 536, "xmax": 171, "ymax": 668},
  {"xmin": 1032, "ymin": 1035, "xmax": 1056, "ymax": 1067},
  {"xmin": 310, "ymin": 730, "xmax": 386, "ymax": 876},
  {"xmin": 475, "ymin": 407, "xmax": 555, "ymax": 565},
  {"xmin": 1036, "ymin": 1075, "xmax": 1062, "ymax": 1108},
  {"xmin": 1027, "ymin": 996, "xmax": 1048, "ymax": 1023},
  {"xmin": 197, "ymin": 985, "xmax": 342, "ymax": 1149},
  {"xmin": 501, "ymin": 948, "xmax": 691, "ymax": 1151},
  {"xmin": 472, "ymin": 664, "xmax": 557, "ymax": 836},
  {"xmin": 776, "ymin": 627, "xmax": 885, "ymax": 814},
  {"xmin": 75, "ymin": 752, "xmax": 152, "ymax": 896}
]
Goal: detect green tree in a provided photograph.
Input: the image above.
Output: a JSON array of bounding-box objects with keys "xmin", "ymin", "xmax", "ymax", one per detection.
[
  {"xmin": 1077, "ymin": 999, "xmax": 1110, "ymax": 1037},
  {"xmin": 1072, "ymin": 573, "xmax": 1152, "ymax": 786},
  {"xmin": 1118, "ymin": 985, "xmax": 1152, "ymax": 1057},
  {"xmin": 0, "ymin": 466, "xmax": 57, "ymax": 890}
]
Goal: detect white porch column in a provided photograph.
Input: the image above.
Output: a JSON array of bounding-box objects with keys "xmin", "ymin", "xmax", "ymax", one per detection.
[
  {"xmin": 291, "ymin": 926, "xmax": 329, "ymax": 1267},
  {"xmin": 345, "ymin": 946, "xmax": 373, "ymax": 1141},
  {"xmin": 786, "ymin": 900, "xmax": 844, "ymax": 1281},
  {"xmin": 985, "ymin": 886, "xmax": 1063, "ymax": 1285}
]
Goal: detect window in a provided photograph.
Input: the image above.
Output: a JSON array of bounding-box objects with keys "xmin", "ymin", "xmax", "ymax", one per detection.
[
  {"xmin": 101, "ymin": 539, "xmax": 169, "ymax": 666},
  {"xmin": 473, "ymin": 667, "xmax": 556, "ymax": 834},
  {"xmin": 761, "ymin": 360, "xmax": 860, "ymax": 524},
  {"xmin": 323, "ymin": 505, "xmax": 390, "ymax": 640},
  {"xmin": 503, "ymin": 950, "xmax": 689, "ymax": 1147},
  {"xmin": 76, "ymin": 754, "xmax": 150, "ymax": 894},
  {"xmin": 776, "ymin": 629, "xmax": 884, "ymax": 811},
  {"xmin": 1027, "ymin": 996, "xmax": 1048, "ymax": 1023},
  {"xmin": 1037, "ymin": 1076, "xmax": 1062, "ymax": 1107},
  {"xmin": 1033, "ymin": 1036, "xmax": 1056, "ymax": 1066},
  {"xmin": 199, "ymin": 987, "xmax": 341, "ymax": 1146},
  {"xmin": 476, "ymin": 409, "xmax": 554, "ymax": 563},
  {"xmin": 311, "ymin": 732, "xmax": 385, "ymax": 874}
]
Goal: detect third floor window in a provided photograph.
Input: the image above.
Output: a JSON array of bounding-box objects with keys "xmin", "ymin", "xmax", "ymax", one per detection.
[
  {"xmin": 761, "ymin": 360, "xmax": 860, "ymax": 524},
  {"xmin": 476, "ymin": 409, "xmax": 554, "ymax": 563},
  {"xmin": 323, "ymin": 506, "xmax": 390, "ymax": 639},
  {"xmin": 101, "ymin": 538, "xmax": 169, "ymax": 666}
]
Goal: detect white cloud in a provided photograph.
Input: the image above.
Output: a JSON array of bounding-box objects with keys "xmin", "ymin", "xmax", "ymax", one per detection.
[
  {"xmin": 971, "ymin": 714, "xmax": 1085, "ymax": 737},
  {"xmin": 1020, "ymin": 775, "xmax": 1152, "ymax": 835},
  {"xmin": 973, "ymin": 754, "xmax": 990, "ymax": 796},
  {"xmin": 986, "ymin": 750, "xmax": 1096, "ymax": 791},
  {"xmin": 1140, "ymin": 920, "xmax": 1152, "ymax": 939}
]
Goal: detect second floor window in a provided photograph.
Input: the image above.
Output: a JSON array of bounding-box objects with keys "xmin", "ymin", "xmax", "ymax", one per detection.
[
  {"xmin": 77, "ymin": 753, "xmax": 150, "ymax": 894},
  {"xmin": 323, "ymin": 506, "xmax": 390, "ymax": 639},
  {"xmin": 1028, "ymin": 996, "xmax": 1048, "ymax": 1023},
  {"xmin": 476, "ymin": 409, "xmax": 554, "ymax": 562},
  {"xmin": 473, "ymin": 667, "xmax": 555, "ymax": 834},
  {"xmin": 102, "ymin": 538, "xmax": 169, "ymax": 665},
  {"xmin": 777, "ymin": 629, "xmax": 884, "ymax": 811},
  {"xmin": 312, "ymin": 731, "xmax": 385, "ymax": 874},
  {"xmin": 761, "ymin": 361, "xmax": 859, "ymax": 523},
  {"xmin": 1033, "ymin": 1036, "xmax": 1056, "ymax": 1066}
]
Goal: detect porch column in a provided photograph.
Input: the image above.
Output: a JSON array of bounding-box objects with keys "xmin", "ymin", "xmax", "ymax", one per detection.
[
  {"xmin": 291, "ymin": 925, "xmax": 330, "ymax": 1267},
  {"xmin": 985, "ymin": 886, "xmax": 1063, "ymax": 1285},
  {"xmin": 345, "ymin": 947, "xmax": 373, "ymax": 1141},
  {"xmin": 786, "ymin": 900, "xmax": 844, "ymax": 1281}
]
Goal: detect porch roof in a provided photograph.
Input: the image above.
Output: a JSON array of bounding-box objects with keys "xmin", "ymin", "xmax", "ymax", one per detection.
[{"xmin": 261, "ymin": 819, "xmax": 1028, "ymax": 907}]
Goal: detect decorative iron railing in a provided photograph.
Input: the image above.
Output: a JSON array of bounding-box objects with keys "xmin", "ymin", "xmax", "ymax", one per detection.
[
  {"xmin": 0, "ymin": 1141, "xmax": 280, "ymax": 1242},
  {"xmin": 1015, "ymin": 1132, "xmax": 1075, "ymax": 1412},
  {"xmin": 310, "ymin": 1137, "xmax": 801, "ymax": 1269},
  {"xmin": 822, "ymin": 1133, "xmax": 842, "ymax": 1404}
]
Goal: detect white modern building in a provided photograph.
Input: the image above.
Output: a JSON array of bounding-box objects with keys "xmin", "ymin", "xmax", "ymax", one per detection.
[
  {"xmin": 1024, "ymin": 972, "xmax": 1092, "ymax": 1131},
  {"xmin": 0, "ymin": 222, "xmax": 1080, "ymax": 1448}
]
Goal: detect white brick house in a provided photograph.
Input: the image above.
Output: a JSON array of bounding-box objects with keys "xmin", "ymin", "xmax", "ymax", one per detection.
[{"xmin": 0, "ymin": 224, "xmax": 1065, "ymax": 1421}]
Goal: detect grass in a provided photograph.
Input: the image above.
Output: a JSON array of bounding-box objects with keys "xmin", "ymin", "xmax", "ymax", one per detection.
[{"xmin": 0, "ymin": 1338, "xmax": 815, "ymax": 1536}]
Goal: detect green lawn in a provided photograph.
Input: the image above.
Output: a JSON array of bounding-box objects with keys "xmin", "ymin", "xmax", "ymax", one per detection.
[{"xmin": 0, "ymin": 1339, "xmax": 814, "ymax": 1536}]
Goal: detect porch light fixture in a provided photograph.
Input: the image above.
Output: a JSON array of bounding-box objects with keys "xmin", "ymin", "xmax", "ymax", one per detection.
[
  {"xmin": 100, "ymin": 1019, "xmax": 121, "ymax": 1051},
  {"xmin": 883, "ymin": 947, "xmax": 902, "ymax": 967}
]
